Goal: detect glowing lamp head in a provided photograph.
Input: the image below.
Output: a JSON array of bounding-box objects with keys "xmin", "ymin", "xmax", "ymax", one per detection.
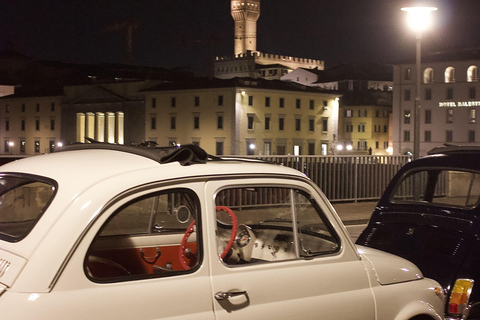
[
  {"xmin": 336, "ymin": 145, "xmax": 343, "ymax": 151},
  {"xmin": 249, "ymin": 143, "xmax": 256, "ymax": 150},
  {"xmin": 346, "ymin": 145, "xmax": 353, "ymax": 151},
  {"xmin": 401, "ymin": 6, "xmax": 437, "ymax": 32}
]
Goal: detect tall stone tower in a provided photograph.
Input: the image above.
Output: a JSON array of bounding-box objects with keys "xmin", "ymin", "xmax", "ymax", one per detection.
[{"xmin": 231, "ymin": 0, "xmax": 260, "ymax": 56}]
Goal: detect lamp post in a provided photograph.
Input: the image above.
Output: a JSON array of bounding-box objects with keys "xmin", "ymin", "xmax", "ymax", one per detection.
[{"xmin": 401, "ymin": 6, "xmax": 437, "ymax": 159}]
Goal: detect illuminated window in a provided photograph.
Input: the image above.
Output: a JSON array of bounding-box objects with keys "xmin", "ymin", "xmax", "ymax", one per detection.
[
  {"xmin": 404, "ymin": 68, "xmax": 412, "ymax": 80},
  {"xmin": 445, "ymin": 67, "xmax": 455, "ymax": 83},
  {"xmin": 470, "ymin": 109, "xmax": 476, "ymax": 124},
  {"xmin": 424, "ymin": 68, "xmax": 434, "ymax": 83},
  {"xmin": 446, "ymin": 109, "xmax": 454, "ymax": 123},
  {"xmin": 404, "ymin": 110, "xmax": 411, "ymax": 124},
  {"xmin": 467, "ymin": 66, "xmax": 478, "ymax": 82}
]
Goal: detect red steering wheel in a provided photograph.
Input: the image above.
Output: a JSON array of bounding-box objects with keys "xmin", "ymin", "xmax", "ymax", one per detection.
[{"xmin": 179, "ymin": 206, "xmax": 238, "ymax": 270}]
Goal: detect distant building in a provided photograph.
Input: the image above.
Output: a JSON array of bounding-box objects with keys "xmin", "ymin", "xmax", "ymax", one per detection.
[
  {"xmin": 142, "ymin": 78, "xmax": 340, "ymax": 155},
  {"xmin": 393, "ymin": 48, "xmax": 480, "ymax": 156},
  {"xmin": 282, "ymin": 63, "xmax": 393, "ymax": 155},
  {"xmin": 214, "ymin": 0, "xmax": 323, "ymax": 80}
]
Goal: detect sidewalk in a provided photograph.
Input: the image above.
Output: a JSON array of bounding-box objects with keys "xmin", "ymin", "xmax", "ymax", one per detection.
[{"xmin": 331, "ymin": 200, "xmax": 377, "ymax": 225}]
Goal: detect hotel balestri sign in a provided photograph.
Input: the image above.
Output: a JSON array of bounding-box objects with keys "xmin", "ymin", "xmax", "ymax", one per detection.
[{"xmin": 439, "ymin": 101, "xmax": 480, "ymax": 107}]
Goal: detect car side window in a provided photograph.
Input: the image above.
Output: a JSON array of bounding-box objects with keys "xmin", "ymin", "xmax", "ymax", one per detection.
[
  {"xmin": 85, "ymin": 188, "xmax": 201, "ymax": 282},
  {"xmin": 215, "ymin": 186, "xmax": 339, "ymax": 266},
  {"xmin": 391, "ymin": 169, "xmax": 480, "ymax": 208}
]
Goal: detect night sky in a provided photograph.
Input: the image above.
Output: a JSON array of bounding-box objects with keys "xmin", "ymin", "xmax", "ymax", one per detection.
[{"xmin": 0, "ymin": 0, "xmax": 479, "ymax": 76}]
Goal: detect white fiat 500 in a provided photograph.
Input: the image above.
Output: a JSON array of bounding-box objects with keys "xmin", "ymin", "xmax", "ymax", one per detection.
[{"xmin": 0, "ymin": 144, "xmax": 444, "ymax": 320}]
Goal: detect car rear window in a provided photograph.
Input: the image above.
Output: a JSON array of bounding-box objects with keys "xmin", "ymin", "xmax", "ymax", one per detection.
[
  {"xmin": 0, "ymin": 174, "xmax": 57, "ymax": 242},
  {"xmin": 391, "ymin": 169, "xmax": 480, "ymax": 209}
]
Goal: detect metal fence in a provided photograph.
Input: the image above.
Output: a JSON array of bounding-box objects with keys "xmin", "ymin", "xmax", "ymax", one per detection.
[{"xmin": 225, "ymin": 155, "xmax": 412, "ymax": 202}]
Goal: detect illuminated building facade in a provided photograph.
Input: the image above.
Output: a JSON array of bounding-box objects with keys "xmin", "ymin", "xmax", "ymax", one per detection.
[
  {"xmin": 393, "ymin": 48, "xmax": 480, "ymax": 156},
  {"xmin": 143, "ymin": 78, "xmax": 340, "ymax": 155}
]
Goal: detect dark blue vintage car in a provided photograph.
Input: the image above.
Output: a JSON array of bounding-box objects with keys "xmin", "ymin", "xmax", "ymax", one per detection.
[{"xmin": 356, "ymin": 146, "xmax": 480, "ymax": 320}]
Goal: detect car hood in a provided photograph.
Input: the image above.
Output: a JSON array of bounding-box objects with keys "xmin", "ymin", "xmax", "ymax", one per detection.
[
  {"xmin": 357, "ymin": 245, "xmax": 423, "ymax": 285},
  {"xmin": 0, "ymin": 249, "xmax": 27, "ymax": 288}
]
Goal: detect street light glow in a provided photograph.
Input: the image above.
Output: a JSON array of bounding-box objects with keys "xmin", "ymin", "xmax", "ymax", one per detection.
[{"xmin": 401, "ymin": 6, "xmax": 437, "ymax": 33}]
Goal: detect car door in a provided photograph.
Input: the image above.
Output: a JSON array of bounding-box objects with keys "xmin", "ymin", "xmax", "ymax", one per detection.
[
  {"xmin": 205, "ymin": 178, "xmax": 375, "ymax": 320},
  {"xmin": 49, "ymin": 182, "xmax": 215, "ymax": 320}
]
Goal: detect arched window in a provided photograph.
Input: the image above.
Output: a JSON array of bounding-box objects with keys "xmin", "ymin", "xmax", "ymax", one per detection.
[
  {"xmin": 467, "ymin": 65, "xmax": 478, "ymax": 82},
  {"xmin": 424, "ymin": 68, "xmax": 434, "ymax": 83},
  {"xmin": 445, "ymin": 67, "xmax": 455, "ymax": 83}
]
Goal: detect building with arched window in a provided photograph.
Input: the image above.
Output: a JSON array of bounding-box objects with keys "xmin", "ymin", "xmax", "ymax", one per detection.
[{"xmin": 393, "ymin": 48, "xmax": 480, "ymax": 156}]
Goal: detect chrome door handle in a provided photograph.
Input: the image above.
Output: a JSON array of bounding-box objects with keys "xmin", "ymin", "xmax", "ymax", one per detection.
[{"xmin": 214, "ymin": 290, "xmax": 248, "ymax": 300}]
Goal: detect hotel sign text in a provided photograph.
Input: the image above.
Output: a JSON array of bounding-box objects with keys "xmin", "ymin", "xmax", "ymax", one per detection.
[{"xmin": 439, "ymin": 101, "xmax": 480, "ymax": 107}]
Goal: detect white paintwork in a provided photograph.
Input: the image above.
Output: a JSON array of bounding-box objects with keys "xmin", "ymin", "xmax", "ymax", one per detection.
[{"xmin": 0, "ymin": 149, "xmax": 445, "ymax": 319}]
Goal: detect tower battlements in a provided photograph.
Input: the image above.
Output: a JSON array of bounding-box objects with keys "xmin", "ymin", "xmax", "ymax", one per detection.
[{"xmin": 216, "ymin": 51, "xmax": 324, "ymax": 70}]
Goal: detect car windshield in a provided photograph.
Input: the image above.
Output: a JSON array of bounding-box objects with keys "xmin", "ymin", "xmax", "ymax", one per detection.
[
  {"xmin": 390, "ymin": 169, "xmax": 480, "ymax": 209},
  {"xmin": 0, "ymin": 174, "xmax": 57, "ymax": 242}
]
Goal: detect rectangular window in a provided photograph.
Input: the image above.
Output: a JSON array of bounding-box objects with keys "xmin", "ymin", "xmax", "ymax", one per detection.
[
  {"xmin": 310, "ymin": 100, "xmax": 314, "ymax": 110},
  {"xmin": 470, "ymin": 87, "xmax": 476, "ymax": 99},
  {"xmin": 296, "ymin": 99, "xmax": 301, "ymax": 109},
  {"xmin": 375, "ymin": 141, "xmax": 379, "ymax": 149},
  {"xmin": 279, "ymin": 117, "xmax": 285, "ymax": 131},
  {"xmin": 425, "ymin": 130, "xmax": 431, "ymax": 142},
  {"xmin": 309, "ymin": 118, "xmax": 314, "ymax": 132},
  {"xmin": 322, "ymin": 118, "xmax": 328, "ymax": 132},
  {"xmin": 295, "ymin": 118, "xmax": 301, "ymax": 131},
  {"xmin": 4, "ymin": 141, "xmax": 10, "ymax": 153},
  {"xmin": 171, "ymin": 97, "xmax": 176, "ymax": 108},
  {"xmin": 446, "ymin": 109, "xmax": 454, "ymax": 123},
  {"xmin": 218, "ymin": 95, "xmax": 224, "ymax": 106},
  {"xmin": 363, "ymin": 110, "xmax": 367, "ymax": 117},
  {"xmin": 375, "ymin": 110, "xmax": 380, "ymax": 117},
  {"xmin": 21, "ymin": 104, "xmax": 25, "ymax": 112},
  {"xmin": 384, "ymin": 125, "xmax": 388, "ymax": 133},
  {"xmin": 248, "ymin": 95, "xmax": 254, "ymax": 106},
  {"xmin": 447, "ymin": 88, "xmax": 454, "ymax": 100},
  {"xmin": 21, "ymin": 120, "xmax": 25, "ymax": 131},
  {"xmin": 216, "ymin": 141, "xmax": 224, "ymax": 156},
  {"xmin": 51, "ymin": 103, "xmax": 55, "ymax": 112},
  {"xmin": 20, "ymin": 140, "xmax": 26, "ymax": 153},
  {"xmin": 469, "ymin": 130, "xmax": 476, "ymax": 142},
  {"xmin": 50, "ymin": 119, "xmax": 55, "ymax": 131},
  {"xmin": 194, "ymin": 116, "xmax": 200, "ymax": 129},
  {"xmin": 170, "ymin": 116, "xmax": 176, "ymax": 130},
  {"xmin": 425, "ymin": 88, "xmax": 432, "ymax": 100},
  {"xmin": 265, "ymin": 116, "xmax": 271, "ymax": 130},
  {"xmin": 49, "ymin": 140, "xmax": 55, "ymax": 153},
  {"xmin": 358, "ymin": 124, "xmax": 365, "ymax": 132},
  {"xmin": 308, "ymin": 142, "xmax": 315, "ymax": 155},
  {"xmin": 247, "ymin": 115, "xmax": 254, "ymax": 130},
  {"xmin": 446, "ymin": 130, "xmax": 453, "ymax": 142},
  {"xmin": 345, "ymin": 110, "xmax": 352, "ymax": 117},
  {"xmin": 404, "ymin": 130, "xmax": 411, "ymax": 142},
  {"xmin": 384, "ymin": 141, "xmax": 389, "ymax": 149},
  {"xmin": 425, "ymin": 109, "xmax": 432, "ymax": 124},
  {"xmin": 34, "ymin": 140, "xmax": 40, "ymax": 153},
  {"xmin": 152, "ymin": 98, "xmax": 156, "ymax": 108},
  {"xmin": 150, "ymin": 116, "xmax": 156, "ymax": 130},
  {"xmin": 35, "ymin": 120, "xmax": 40, "ymax": 131},
  {"xmin": 194, "ymin": 96, "xmax": 200, "ymax": 107},
  {"xmin": 265, "ymin": 97, "xmax": 270, "ymax": 107},
  {"xmin": 5, "ymin": 120, "xmax": 9, "ymax": 131},
  {"xmin": 404, "ymin": 110, "xmax": 411, "ymax": 124},
  {"xmin": 36, "ymin": 103, "xmax": 40, "ymax": 112},
  {"xmin": 279, "ymin": 97, "xmax": 285, "ymax": 108},
  {"xmin": 217, "ymin": 115, "xmax": 224, "ymax": 129},
  {"xmin": 470, "ymin": 109, "xmax": 476, "ymax": 124},
  {"xmin": 404, "ymin": 89, "xmax": 411, "ymax": 101},
  {"xmin": 405, "ymin": 68, "xmax": 411, "ymax": 80}
]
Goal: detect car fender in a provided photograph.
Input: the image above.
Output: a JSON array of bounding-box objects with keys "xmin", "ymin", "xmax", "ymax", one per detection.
[{"xmin": 357, "ymin": 245, "xmax": 422, "ymax": 285}]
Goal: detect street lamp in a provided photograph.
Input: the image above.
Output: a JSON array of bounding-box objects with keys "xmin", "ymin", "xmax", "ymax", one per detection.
[{"xmin": 401, "ymin": 5, "xmax": 437, "ymax": 159}]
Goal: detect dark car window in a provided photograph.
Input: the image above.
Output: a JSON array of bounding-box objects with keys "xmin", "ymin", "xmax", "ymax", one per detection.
[
  {"xmin": 391, "ymin": 169, "xmax": 480, "ymax": 209},
  {"xmin": 0, "ymin": 174, "xmax": 56, "ymax": 242}
]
